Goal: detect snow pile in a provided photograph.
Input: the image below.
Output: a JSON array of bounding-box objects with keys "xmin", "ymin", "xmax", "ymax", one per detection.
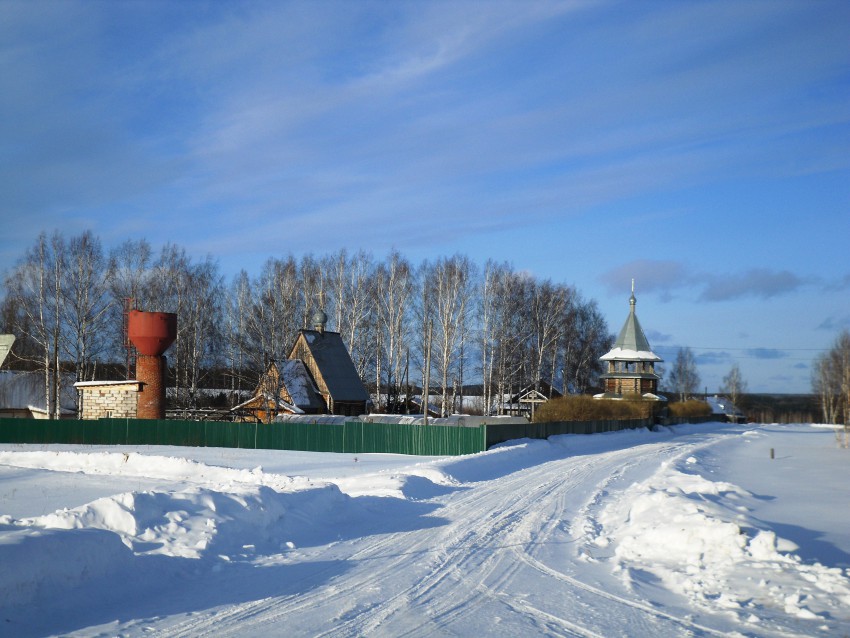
[
  {"xmin": 0, "ymin": 449, "xmax": 310, "ymax": 491},
  {"xmin": 0, "ymin": 524, "xmax": 136, "ymax": 608},
  {"xmin": 0, "ymin": 460, "xmax": 357, "ymax": 613},
  {"xmin": 591, "ymin": 453, "xmax": 850, "ymax": 627}
]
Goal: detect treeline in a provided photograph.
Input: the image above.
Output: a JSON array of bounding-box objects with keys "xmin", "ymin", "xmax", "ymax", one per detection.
[{"xmin": 1, "ymin": 231, "xmax": 613, "ymax": 418}]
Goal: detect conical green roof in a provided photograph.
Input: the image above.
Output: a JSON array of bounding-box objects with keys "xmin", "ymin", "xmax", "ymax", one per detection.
[{"xmin": 600, "ymin": 290, "xmax": 662, "ymax": 362}]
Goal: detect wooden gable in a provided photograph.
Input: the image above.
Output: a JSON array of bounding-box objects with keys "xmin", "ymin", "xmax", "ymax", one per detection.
[{"xmin": 288, "ymin": 329, "xmax": 370, "ymax": 416}]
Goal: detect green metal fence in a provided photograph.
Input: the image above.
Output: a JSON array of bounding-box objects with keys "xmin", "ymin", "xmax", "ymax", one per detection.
[
  {"xmin": 485, "ymin": 417, "xmax": 654, "ymax": 448},
  {"xmin": 0, "ymin": 417, "xmax": 487, "ymax": 456},
  {"xmin": 0, "ymin": 414, "xmax": 706, "ymax": 456}
]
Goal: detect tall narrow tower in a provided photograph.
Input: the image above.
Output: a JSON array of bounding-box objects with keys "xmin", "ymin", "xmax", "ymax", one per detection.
[
  {"xmin": 127, "ymin": 310, "xmax": 177, "ymax": 419},
  {"xmin": 597, "ymin": 282, "xmax": 663, "ymax": 398}
]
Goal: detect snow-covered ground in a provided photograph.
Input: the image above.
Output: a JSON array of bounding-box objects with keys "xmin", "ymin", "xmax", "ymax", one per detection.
[{"xmin": 1, "ymin": 422, "xmax": 848, "ymax": 637}]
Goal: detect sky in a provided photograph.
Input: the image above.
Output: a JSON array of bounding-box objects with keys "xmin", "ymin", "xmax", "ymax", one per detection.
[{"xmin": 1, "ymin": 0, "xmax": 848, "ymax": 394}]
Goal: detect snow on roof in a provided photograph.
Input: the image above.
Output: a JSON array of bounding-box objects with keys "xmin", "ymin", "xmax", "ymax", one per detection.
[
  {"xmin": 278, "ymin": 359, "xmax": 324, "ymax": 411},
  {"xmin": 593, "ymin": 391, "xmax": 667, "ymax": 401},
  {"xmin": 231, "ymin": 392, "xmax": 305, "ymax": 415},
  {"xmin": 705, "ymin": 395, "xmax": 744, "ymax": 416},
  {"xmin": 361, "ymin": 414, "xmax": 529, "ymax": 427},
  {"xmin": 74, "ymin": 380, "xmax": 142, "ymax": 388},
  {"xmin": 0, "ymin": 370, "xmax": 77, "ymax": 414},
  {"xmin": 600, "ymin": 348, "xmax": 662, "ymax": 362}
]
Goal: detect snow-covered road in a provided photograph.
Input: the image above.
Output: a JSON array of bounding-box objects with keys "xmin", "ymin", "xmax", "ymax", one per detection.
[{"xmin": 1, "ymin": 422, "xmax": 848, "ymax": 637}]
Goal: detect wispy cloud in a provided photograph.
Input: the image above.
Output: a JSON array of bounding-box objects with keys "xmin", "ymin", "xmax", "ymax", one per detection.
[
  {"xmin": 817, "ymin": 315, "xmax": 850, "ymax": 331},
  {"xmin": 695, "ymin": 351, "xmax": 733, "ymax": 366},
  {"xmin": 698, "ymin": 269, "xmax": 806, "ymax": 302},
  {"xmin": 599, "ymin": 261, "xmax": 813, "ymax": 302},
  {"xmin": 597, "ymin": 260, "xmax": 692, "ymax": 299},
  {"xmin": 744, "ymin": 348, "xmax": 787, "ymax": 360},
  {"xmin": 645, "ymin": 329, "xmax": 673, "ymax": 344}
]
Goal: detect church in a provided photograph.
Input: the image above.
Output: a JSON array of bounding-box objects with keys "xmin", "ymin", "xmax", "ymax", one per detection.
[{"xmin": 595, "ymin": 283, "xmax": 665, "ymax": 403}]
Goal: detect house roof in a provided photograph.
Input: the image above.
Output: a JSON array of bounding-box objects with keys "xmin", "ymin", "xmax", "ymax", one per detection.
[
  {"xmin": 233, "ymin": 360, "xmax": 324, "ymax": 414},
  {"xmin": 600, "ymin": 289, "xmax": 662, "ymax": 363},
  {"xmin": 232, "ymin": 392, "xmax": 304, "ymax": 415},
  {"xmin": 508, "ymin": 380, "xmax": 563, "ymax": 403},
  {"xmin": 278, "ymin": 359, "xmax": 325, "ymax": 411},
  {"xmin": 0, "ymin": 370, "xmax": 77, "ymax": 415},
  {"xmin": 291, "ymin": 330, "xmax": 370, "ymax": 403},
  {"xmin": 705, "ymin": 395, "xmax": 745, "ymax": 417}
]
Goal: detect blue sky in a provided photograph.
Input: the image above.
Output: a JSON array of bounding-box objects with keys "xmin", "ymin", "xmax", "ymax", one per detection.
[{"xmin": 1, "ymin": 0, "xmax": 848, "ymax": 394}]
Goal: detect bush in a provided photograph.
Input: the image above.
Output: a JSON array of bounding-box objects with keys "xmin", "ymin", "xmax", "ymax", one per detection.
[
  {"xmin": 533, "ymin": 395, "xmax": 652, "ymax": 422},
  {"xmin": 668, "ymin": 400, "xmax": 712, "ymax": 418}
]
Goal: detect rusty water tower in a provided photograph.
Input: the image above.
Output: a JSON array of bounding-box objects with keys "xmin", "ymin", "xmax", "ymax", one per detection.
[{"xmin": 127, "ymin": 310, "xmax": 176, "ymax": 419}]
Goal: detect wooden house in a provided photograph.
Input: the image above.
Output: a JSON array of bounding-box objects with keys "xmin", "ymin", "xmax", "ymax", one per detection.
[
  {"xmin": 287, "ymin": 310, "xmax": 371, "ymax": 416},
  {"xmin": 232, "ymin": 359, "xmax": 325, "ymax": 423}
]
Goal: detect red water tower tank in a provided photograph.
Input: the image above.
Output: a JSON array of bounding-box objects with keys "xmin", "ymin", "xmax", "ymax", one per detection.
[
  {"xmin": 128, "ymin": 311, "xmax": 177, "ymax": 356},
  {"xmin": 127, "ymin": 310, "xmax": 177, "ymax": 420}
]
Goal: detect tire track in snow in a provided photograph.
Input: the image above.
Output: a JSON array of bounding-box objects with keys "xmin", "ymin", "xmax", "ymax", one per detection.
[
  {"xmin": 166, "ymin": 455, "xmax": 586, "ymax": 637},
  {"xmin": 316, "ymin": 443, "xmax": 680, "ymax": 637},
  {"xmin": 157, "ymin": 430, "xmax": 746, "ymax": 637}
]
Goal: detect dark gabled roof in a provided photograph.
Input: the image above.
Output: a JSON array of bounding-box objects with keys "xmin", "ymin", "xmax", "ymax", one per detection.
[{"xmin": 291, "ymin": 330, "xmax": 370, "ymax": 403}]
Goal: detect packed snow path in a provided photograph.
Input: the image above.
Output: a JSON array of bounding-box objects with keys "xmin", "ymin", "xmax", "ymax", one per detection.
[{"xmin": 1, "ymin": 422, "xmax": 848, "ymax": 637}]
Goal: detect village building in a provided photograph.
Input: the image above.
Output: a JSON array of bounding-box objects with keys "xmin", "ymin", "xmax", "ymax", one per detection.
[
  {"xmin": 502, "ymin": 381, "xmax": 563, "ymax": 419},
  {"xmin": 232, "ymin": 359, "xmax": 325, "ymax": 422},
  {"xmin": 75, "ymin": 380, "xmax": 144, "ymax": 419},
  {"xmin": 234, "ymin": 310, "xmax": 371, "ymax": 422},
  {"xmin": 0, "ymin": 370, "xmax": 78, "ymax": 419},
  {"xmin": 287, "ymin": 310, "xmax": 371, "ymax": 416},
  {"xmin": 595, "ymin": 284, "xmax": 665, "ymax": 403}
]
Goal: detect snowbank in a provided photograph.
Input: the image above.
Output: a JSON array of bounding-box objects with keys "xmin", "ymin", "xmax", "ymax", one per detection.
[
  {"xmin": 1, "ymin": 423, "xmax": 848, "ymax": 637},
  {"xmin": 589, "ymin": 449, "xmax": 850, "ymax": 628}
]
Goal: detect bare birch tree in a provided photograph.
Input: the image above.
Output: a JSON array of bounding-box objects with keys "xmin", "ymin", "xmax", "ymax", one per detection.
[
  {"xmin": 226, "ymin": 270, "xmax": 253, "ymax": 404},
  {"xmin": 373, "ymin": 251, "xmax": 413, "ymax": 412},
  {"xmin": 427, "ymin": 255, "xmax": 473, "ymax": 416},
  {"xmin": 720, "ymin": 363, "xmax": 748, "ymax": 407},
  {"xmin": 813, "ymin": 330, "xmax": 850, "ymax": 445},
  {"xmin": 477, "ymin": 260, "xmax": 504, "ymax": 416},
  {"xmin": 667, "ymin": 347, "xmax": 701, "ymax": 401},
  {"xmin": 298, "ymin": 254, "xmax": 325, "ymax": 328},
  {"xmin": 62, "ymin": 231, "xmax": 113, "ymax": 410},
  {"xmin": 242, "ymin": 257, "xmax": 300, "ymax": 377},
  {"xmin": 327, "ymin": 249, "xmax": 374, "ymax": 378},
  {"xmin": 178, "ymin": 256, "xmax": 225, "ymax": 408},
  {"xmin": 4, "ymin": 233, "xmax": 59, "ymax": 416},
  {"xmin": 490, "ymin": 268, "xmax": 531, "ymax": 414},
  {"xmin": 529, "ymin": 280, "xmax": 567, "ymax": 395},
  {"xmin": 813, "ymin": 350, "xmax": 841, "ymax": 424}
]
